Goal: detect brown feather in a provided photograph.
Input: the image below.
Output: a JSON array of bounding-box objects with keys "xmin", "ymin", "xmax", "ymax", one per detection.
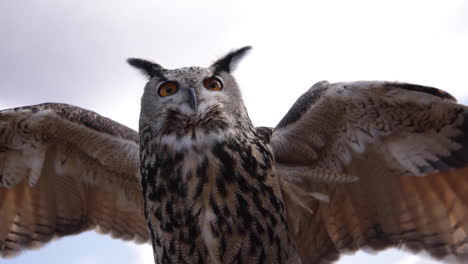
[
  {"xmin": 0, "ymin": 103, "xmax": 149, "ymax": 257},
  {"xmin": 274, "ymin": 81, "xmax": 468, "ymax": 263}
]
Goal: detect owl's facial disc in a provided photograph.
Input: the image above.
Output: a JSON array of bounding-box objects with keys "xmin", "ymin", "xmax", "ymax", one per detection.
[{"xmin": 140, "ymin": 69, "xmax": 234, "ymax": 141}]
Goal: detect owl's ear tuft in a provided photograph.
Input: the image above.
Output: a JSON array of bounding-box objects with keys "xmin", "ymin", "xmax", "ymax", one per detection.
[
  {"xmin": 211, "ymin": 46, "xmax": 252, "ymax": 73},
  {"xmin": 127, "ymin": 58, "xmax": 165, "ymax": 79}
]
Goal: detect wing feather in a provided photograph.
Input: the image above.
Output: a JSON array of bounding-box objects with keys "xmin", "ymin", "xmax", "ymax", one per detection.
[
  {"xmin": 0, "ymin": 103, "xmax": 148, "ymax": 257},
  {"xmin": 273, "ymin": 81, "xmax": 468, "ymax": 263}
]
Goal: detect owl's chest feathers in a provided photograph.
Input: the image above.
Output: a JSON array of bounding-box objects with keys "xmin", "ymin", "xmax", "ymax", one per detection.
[{"xmin": 141, "ymin": 132, "xmax": 297, "ymax": 263}]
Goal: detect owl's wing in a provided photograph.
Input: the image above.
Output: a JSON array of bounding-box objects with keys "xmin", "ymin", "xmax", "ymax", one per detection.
[
  {"xmin": 0, "ymin": 103, "xmax": 149, "ymax": 257},
  {"xmin": 271, "ymin": 81, "xmax": 468, "ymax": 263}
]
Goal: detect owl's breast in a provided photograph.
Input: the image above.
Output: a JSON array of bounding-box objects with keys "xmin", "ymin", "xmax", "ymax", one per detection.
[{"xmin": 140, "ymin": 131, "xmax": 300, "ymax": 263}]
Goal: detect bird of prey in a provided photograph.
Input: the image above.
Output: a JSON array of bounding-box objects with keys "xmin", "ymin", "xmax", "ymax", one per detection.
[{"xmin": 1, "ymin": 47, "xmax": 468, "ymax": 264}]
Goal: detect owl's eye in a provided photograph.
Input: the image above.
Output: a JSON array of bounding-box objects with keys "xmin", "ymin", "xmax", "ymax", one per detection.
[
  {"xmin": 203, "ymin": 77, "xmax": 223, "ymax": 91},
  {"xmin": 158, "ymin": 81, "xmax": 179, "ymax": 97}
]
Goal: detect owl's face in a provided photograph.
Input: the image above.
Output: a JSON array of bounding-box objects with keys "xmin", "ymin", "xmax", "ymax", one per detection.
[{"xmin": 130, "ymin": 47, "xmax": 252, "ymax": 148}]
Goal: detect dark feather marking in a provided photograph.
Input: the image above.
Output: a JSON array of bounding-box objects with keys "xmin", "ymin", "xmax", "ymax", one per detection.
[
  {"xmin": 249, "ymin": 232, "xmax": 261, "ymax": 255},
  {"xmin": 258, "ymin": 246, "xmax": 266, "ymax": 264},
  {"xmin": 161, "ymin": 246, "xmax": 172, "ymax": 264},
  {"xmin": 252, "ymin": 192, "xmax": 269, "ymax": 217},
  {"xmin": 259, "ymin": 183, "xmax": 281, "ymax": 211},
  {"xmin": 189, "ymin": 243, "xmax": 196, "ymax": 256},
  {"xmin": 165, "ymin": 199, "xmax": 174, "ymax": 216},
  {"xmin": 238, "ymin": 145, "xmax": 258, "ymax": 177},
  {"xmin": 219, "ymin": 235, "xmax": 227, "ymax": 262},
  {"xmin": 178, "ymin": 232, "xmax": 186, "ymax": 243},
  {"xmin": 209, "ymin": 194, "xmax": 221, "ymax": 216},
  {"xmin": 255, "ymin": 127, "xmax": 273, "ymax": 143},
  {"xmin": 387, "ymin": 83, "xmax": 456, "ymax": 101},
  {"xmin": 53, "ymin": 217, "xmax": 88, "ymax": 235},
  {"xmin": 213, "ymin": 143, "xmax": 236, "ymax": 183},
  {"xmin": 236, "ymin": 172, "xmax": 251, "ymax": 193},
  {"xmin": 167, "ymin": 167, "xmax": 187, "ymax": 197},
  {"xmin": 267, "ymin": 226, "xmax": 275, "ymax": 243},
  {"xmin": 275, "ymin": 235, "xmax": 283, "ymax": 262},
  {"xmin": 178, "ymin": 251, "xmax": 190, "ymax": 264},
  {"xmin": 169, "ymin": 239, "xmax": 176, "ymax": 255},
  {"xmin": 197, "ymin": 251, "xmax": 204, "ymax": 264},
  {"xmin": 148, "ymin": 184, "xmax": 167, "ymax": 202},
  {"xmin": 210, "ymin": 222, "xmax": 220, "ymax": 237},
  {"xmin": 236, "ymin": 244, "xmax": 244, "ymax": 264},
  {"xmin": 267, "ymin": 210, "xmax": 278, "ymax": 228},
  {"xmin": 160, "ymin": 221, "xmax": 173, "ymax": 233},
  {"xmin": 432, "ymin": 109, "xmax": 468, "ymax": 170},
  {"xmin": 235, "ymin": 193, "xmax": 253, "ymax": 229},
  {"xmin": 188, "ymin": 223, "xmax": 201, "ymax": 240},
  {"xmin": 216, "ymin": 175, "xmax": 228, "ymax": 197},
  {"xmin": 253, "ymin": 139, "xmax": 273, "ymax": 171},
  {"xmin": 194, "ymin": 157, "xmax": 209, "ymax": 198},
  {"xmin": 155, "ymin": 207, "xmax": 162, "ymax": 221},
  {"xmin": 275, "ymin": 81, "xmax": 329, "ymax": 129},
  {"xmin": 223, "ymin": 205, "xmax": 231, "ymax": 217},
  {"xmin": 216, "ymin": 215, "xmax": 227, "ymax": 231}
]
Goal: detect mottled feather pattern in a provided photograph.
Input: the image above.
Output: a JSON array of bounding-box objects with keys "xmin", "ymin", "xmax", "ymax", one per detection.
[
  {"xmin": 273, "ymin": 81, "xmax": 468, "ymax": 263},
  {"xmin": 0, "ymin": 103, "xmax": 148, "ymax": 257},
  {"xmin": 273, "ymin": 81, "xmax": 468, "ymax": 174},
  {"xmin": 140, "ymin": 118, "xmax": 298, "ymax": 263}
]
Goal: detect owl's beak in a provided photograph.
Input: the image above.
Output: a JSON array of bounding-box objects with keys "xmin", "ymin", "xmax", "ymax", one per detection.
[{"xmin": 188, "ymin": 88, "xmax": 198, "ymax": 111}]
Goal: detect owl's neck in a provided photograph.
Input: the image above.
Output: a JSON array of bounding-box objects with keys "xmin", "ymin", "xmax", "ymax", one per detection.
[{"xmin": 139, "ymin": 127, "xmax": 300, "ymax": 263}]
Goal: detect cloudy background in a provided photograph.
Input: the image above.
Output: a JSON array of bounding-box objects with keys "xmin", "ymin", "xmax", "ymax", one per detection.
[{"xmin": 1, "ymin": 0, "xmax": 467, "ymax": 263}]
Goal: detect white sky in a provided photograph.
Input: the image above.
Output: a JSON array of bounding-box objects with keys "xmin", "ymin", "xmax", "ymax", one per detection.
[{"xmin": 1, "ymin": 0, "xmax": 467, "ymax": 263}]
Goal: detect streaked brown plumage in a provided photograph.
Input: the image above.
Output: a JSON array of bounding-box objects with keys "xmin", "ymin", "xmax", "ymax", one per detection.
[{"xmin": 1, "ymin": 47, "xmax": 468, "ymax": 263}]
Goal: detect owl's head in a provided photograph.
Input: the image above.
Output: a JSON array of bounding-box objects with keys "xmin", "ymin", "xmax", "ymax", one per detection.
[{"xmin": 129, "ymin": 47, "xmax": 252, "ymax": 147}]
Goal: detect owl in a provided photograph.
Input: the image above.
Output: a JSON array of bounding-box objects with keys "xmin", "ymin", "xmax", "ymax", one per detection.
[{"xmin": 1, "ymin": 47, "xmax": 468, "ymax": 264}]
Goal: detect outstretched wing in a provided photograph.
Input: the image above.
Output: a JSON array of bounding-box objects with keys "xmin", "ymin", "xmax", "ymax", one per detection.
[
  {"xmin": 0, "ymin": 103, "xmax": 149, "ymax": 257},
  {"xmin": 271, "ymin": 81, "xmax": 468, "ymax": 263}
]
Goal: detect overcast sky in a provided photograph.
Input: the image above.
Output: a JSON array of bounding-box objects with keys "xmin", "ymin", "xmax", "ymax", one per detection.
[{"xmin": 1, "ymin": 0, "xmax": 468, "ymax": 264}]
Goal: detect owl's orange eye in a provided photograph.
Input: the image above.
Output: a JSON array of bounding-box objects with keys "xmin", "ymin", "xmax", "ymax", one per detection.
[
  {"xmin": 158, "ymin": 81, "xmax": 178, "ymax": 97},
  {"xmin": 203, "ymin": 77, "xmax": 223, "ymax": 91}
]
